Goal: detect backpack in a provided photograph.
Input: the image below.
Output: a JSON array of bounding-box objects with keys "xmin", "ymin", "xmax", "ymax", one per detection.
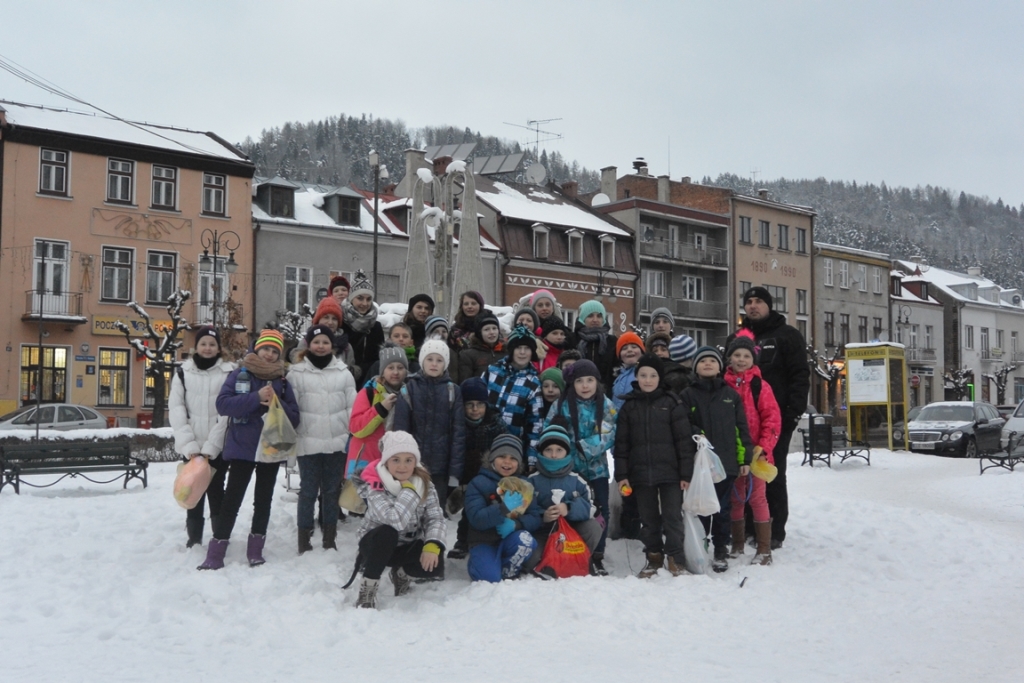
[{"xmin": 751, "ymin": 376, "xmax": 762, "ymax": 410}]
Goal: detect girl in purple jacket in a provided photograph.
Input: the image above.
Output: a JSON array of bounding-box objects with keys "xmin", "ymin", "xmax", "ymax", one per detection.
[{"xmin": 198, "ymin": 330, "xmax": 300, "ymax": 570}]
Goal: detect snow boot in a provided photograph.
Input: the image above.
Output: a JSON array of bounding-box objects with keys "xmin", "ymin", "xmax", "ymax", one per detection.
[
  {"xmin": 666, "ymin": 556, "xmax": 686, "ymax": 577},
  {"xmin": 638, "ymin": 552, "xmax": 664, "ymax": 579},
  {"xmin": 447, "ymin": 541, "xmax": 468, "ymax": 560},
  {"xmin": 730, "ymin": 520, "xmax": 746, "ymax": 558},
  {"xmin": 298, "ymin": 528, "xmax": 314, "ymax": 555},
  {"xmin": 712, "ymin": 545, "xmax": 729, "ymax": 573},
  {"xmin": 356, "ymin": 578, "xmax": 379, "ymax": 609},
  {"xmin": 753, "ymin": 520, "xmax": 773, "ymax": 566},
  {"xmin": 197, "ymin": 538, "xmax": 228, "ymax": 571},
  {"xmin": 321, "ymin": 524, "xmax": 337, "ymax": 551},
  {"xmin": 186, "ymin": 518, "xmax": 205, "ymax": 548},
  {"xmin": 590, "ymin": 552, "xmax": 609, "ymax": 577},
  {"xmin": 390, "ymin": 566, "xmax": 411, "ymax": 596},
  {"xmin": 247, "ymin": 533, "xmax": 266, "ymax": 567}
]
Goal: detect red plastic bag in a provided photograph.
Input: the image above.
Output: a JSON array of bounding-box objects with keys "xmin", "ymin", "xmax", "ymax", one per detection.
[
  {"xmin": 173, "ymin": 457, "xmax": 213, "ymax": 510},
  {"xmin": 536, "ymin": 517, "xmax": 591, "ymax": 578}
]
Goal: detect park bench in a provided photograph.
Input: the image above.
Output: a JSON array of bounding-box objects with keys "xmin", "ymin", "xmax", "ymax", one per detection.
[
  {"xmin": 799, "ymin": 415, "xmax": 871, "ymax": 468},
  {"xmin": 0, "ymin": 440, "xmax": 147, "ymax": 494},
  {"xmin": 978, "ymin": 431, "xmax": 1024, "ymax": 475}
]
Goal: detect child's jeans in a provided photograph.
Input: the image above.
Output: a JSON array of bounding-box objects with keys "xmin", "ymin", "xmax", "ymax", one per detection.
[
  {"xmin": 468, "ymin": 531, "xmax": 537, "ymax": 583},
  {"xmin": 731, "ymin": 474, "xmax": 769, "ymax": 523},
  {"xmin": 297, "ymin": 452, "xmax": 344, "ymax": 530},
  {"xmin": 588, "ymin": 477, "xmax": 610, "ymax": 554}
]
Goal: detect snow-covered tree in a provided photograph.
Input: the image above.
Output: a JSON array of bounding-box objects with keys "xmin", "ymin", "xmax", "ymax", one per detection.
[
  {"xmin": 983, "ymin": 363, "xmax": 1017, "ymax": 405},
  {"xmin": 944, "ymin": 367, "xmax": 973, "ymax": 401},
  {"xmin": 809, "ymin": 345, "xmax": 844, "ymax": 416}
]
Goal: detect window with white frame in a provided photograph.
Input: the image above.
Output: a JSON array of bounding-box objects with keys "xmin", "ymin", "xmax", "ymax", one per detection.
[
  {"xmin": 839, "ymin": 261, "xmax": 850, "ymax": 289},
  {"xmin": 824, "ymin": 258, "xmax": 833, "ymax": 286},
  {"xmin": 568, "ymin": 231, "xmax": 584, "ymax": 264},
  {"xmin": 739, "ymin": 216, "xmax": 752, "ymax": 243},
  {"xmin": 146, "ymin": 251, "xmax": 177, "ymax": 304},
  {"xmin": 694, "ymin": 233, "xmax": 706, "ymax": 250},
  {"xmin": 144, "ymin": 358, "xmax": 172, "ymax": 407},
  {"xmin": 681, "ymin": 275, "xmax": 704, "ymax": 301},
  {"xmin": 926, "ymin": 325, "xmax": 934, "ymax": 349},
  {"xmin": 107, "ymin": 158, "xmax": 134, "ymax": 204},
  {"xmin": 873, "ymin": 267, "xmax": 882, "ymax": 294},
  {"xmin": 97, "ymin": 348, "xmax": 130, "ymax": 406},
  {"xmin": 981, "ymin": 327, "xmax": 990, "ymax": 354},
  {"xmin": 797, "ymin": 289, "xmax": 807, "ymax": 314},
  {"xmin": 562, "ymin": 309, "xmax": 577, "ymax": 329},
  {"xmin": 910, "ymin": 324, "xmax": 919, "ymax": 348},
  {"xmin": 766, "ymin": 285, "xmax": 787, "ymax": 312},
  {"xmin": 965, "ymin": 325, "xmax": 974, "ymax": 349},
  {"xmin": 1012, "ymin": 331, "xmax": 1018, "ymax": 355},
  {"xmin": 152, "ymin": 166, "xmax": 177, "ymax": 209},
  {"xmin": 645, "ymin": 270, "xmax": 665, "ymax": 298},
  {"xmin": 739, "ymin": 280, "xmax": 752, "ymax": 309},
  {"xmin": 102, "ymin": 247, "xmax": 133, "ymax": 302},
  {"xmin": 680, "ymin": 328, "xmax": 706, "ymax": 347},
  {"xmin": 202, "ymin": 173, "xmax": 226, "ymax": 215},
  {"xmin": 532, "ymin": 223, "xmax": 549, "ymax": 260},
  {"xmin": 777, "ymin": 224, "xmax": 789, "ymax": 250},
  {"xmin": 795, "ymin": 227, "xmax": 807, "ymax": 253},
  {"xmin": 39, "ymin": 148, "xmax": 69, "ymax": 195},
  {"xmin": 759, "ymin": 220, "xmax": 771, "ymax": 246},
  {"xmin": 285, "ymin": 266, "xmax": 313, "ymax": 313},
  {"xmin": 600, "ymin": 236, "xmax": 616, "ymax": 268},
  {"xmin": 856, "ymin": 264, "xmax": 867, "ymax": 291},
  {"xmin": 668, "ymin": 224, "xmax": 680, "ymax": 246}
]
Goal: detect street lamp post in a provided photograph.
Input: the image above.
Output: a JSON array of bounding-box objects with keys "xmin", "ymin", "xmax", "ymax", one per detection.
[
  {"xmin": 368, "ymin": 150, "xmax": 388, "ymax": 294},
  {"xmin": 198, "ymin": 229, "xmax": 240, "ymax": 329}
]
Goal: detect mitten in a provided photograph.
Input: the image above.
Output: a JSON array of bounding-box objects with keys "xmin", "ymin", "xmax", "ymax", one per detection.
[
  {"xmin": 401, "ymin": 481, "xmax": 417, "ymax": 490},
  {"xmin": 496, "ymin": 518, "xmax": 515, "ymax": 538},
  {"xmin": 502, "ymin": 490, "xmax": 524, "ymax": 512}
]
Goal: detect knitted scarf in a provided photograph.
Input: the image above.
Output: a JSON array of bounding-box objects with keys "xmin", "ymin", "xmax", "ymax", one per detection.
[
  {"xmin": 241, "ymin": 353, "xmax": 285, "ymax": 380},
  {"xmin": 577, "ymin": 323, "xmax": 610, "ymax": 358},
  {"xmin": 343, "ymin": 300, "xmax": 378, "ymax": 333}
]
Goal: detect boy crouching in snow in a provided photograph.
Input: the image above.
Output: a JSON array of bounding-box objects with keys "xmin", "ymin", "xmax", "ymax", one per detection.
[{"xmin": 352, "ymin": 431, "xmax": 446, "ymax": 609}]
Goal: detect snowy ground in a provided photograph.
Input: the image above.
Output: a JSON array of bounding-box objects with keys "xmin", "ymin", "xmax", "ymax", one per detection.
[{"xmin": 2, "ymin": 449, "xmax": 1022, "ymax": 682}]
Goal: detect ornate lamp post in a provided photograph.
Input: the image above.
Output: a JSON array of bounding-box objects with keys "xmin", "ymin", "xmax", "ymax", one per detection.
[{"xmin": 198, "ymin": 229, "xmax": 240, "ymax": 329}]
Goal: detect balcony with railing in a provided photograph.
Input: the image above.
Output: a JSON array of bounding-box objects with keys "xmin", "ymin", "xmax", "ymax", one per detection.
[
  {"xmin": 22, "ymin": 290, "xmax": 87, "ymax": 324},
  {"xmin": 905, "ymin": 347, "xmax": 937, "ymax": 362},
  {"xmin": 192, "ymin": 300, "xmax": 245, "ymax": 328},
  {"xmin": 1012, "ymin": 351, "xmax": 1024, "ymax": 363},
  {"xmin": 981, "ymin": 347, "xmax": 1004, "ymax": 362},
  {"xmin": 639, "ymin": 240, "xmax": 728, "ymax": 267},
  {"xmin": 642, "ymin": 294, "xmax": 730, "ymax": 322}
]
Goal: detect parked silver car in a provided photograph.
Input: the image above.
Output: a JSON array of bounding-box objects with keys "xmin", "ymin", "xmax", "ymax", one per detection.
[
  {"xmin": 0, "ymin": 404, "xmax": 108, "ymax": 431},
  {"xmin": 999, "ymin": 400, "xmax": 1024, "ymax": 452}
]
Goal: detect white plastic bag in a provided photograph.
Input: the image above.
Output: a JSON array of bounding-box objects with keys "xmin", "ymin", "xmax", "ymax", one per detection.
[
  {"xmin": 682, "ymin": 435, "xmax": 721, "ymax": 516},
  {"xmin": 682, "ymin": 511, "xmax": 709, "ymax": 575},
  {"xmin": 707, "ymin": 445, "xmax": 727, "ymax": 484}
]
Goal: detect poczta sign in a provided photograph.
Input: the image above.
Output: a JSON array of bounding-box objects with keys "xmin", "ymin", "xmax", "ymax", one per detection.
[{"xmin": 92, "ymin": 316, "xmax": 175, "ymax": 337}]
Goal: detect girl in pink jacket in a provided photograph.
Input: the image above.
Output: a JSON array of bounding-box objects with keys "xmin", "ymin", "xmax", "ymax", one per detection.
[{"xmin": 723, "ymin": 333, "xmax": 781, "ymax": 566}]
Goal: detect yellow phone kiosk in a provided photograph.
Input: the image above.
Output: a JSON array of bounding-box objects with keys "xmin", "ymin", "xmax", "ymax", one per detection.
[{"xmin": 845, "ymin": 342, "xmax": 910, "ymax": 450}]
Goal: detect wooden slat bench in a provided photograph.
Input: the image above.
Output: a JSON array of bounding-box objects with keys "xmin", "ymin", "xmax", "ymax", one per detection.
[
  {"xmin": 0, "ymin": 440, "xmax": 147, "ymax": 494},
  {"xmin": 799, "ymin": 428, "xmax": 871, "ymax": 468},
  {"xmin": 979, "ymin": 432, "xmax": 1024, "ymax": 475}
]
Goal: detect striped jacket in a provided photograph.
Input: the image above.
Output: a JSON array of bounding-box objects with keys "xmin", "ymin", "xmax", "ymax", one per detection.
[{"xmin": 486, "ymin": 357, "xmax": 544, "ymax": 465}]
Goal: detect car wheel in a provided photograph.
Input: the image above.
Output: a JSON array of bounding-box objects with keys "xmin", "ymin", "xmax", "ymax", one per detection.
[{"xmin": 963, "ymin": 437, "xmax": 977, "ymax": 459}]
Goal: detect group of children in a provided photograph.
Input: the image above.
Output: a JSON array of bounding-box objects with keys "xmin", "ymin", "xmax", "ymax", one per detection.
[{"xmin": 170, "ymin": 278, "xmax": 782, "ymax": 609}]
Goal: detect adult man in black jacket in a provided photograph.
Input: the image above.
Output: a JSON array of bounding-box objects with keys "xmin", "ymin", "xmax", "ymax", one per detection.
[{"xmin": 728, "ymin": 286, "xmax": 809, "ymax": 547}]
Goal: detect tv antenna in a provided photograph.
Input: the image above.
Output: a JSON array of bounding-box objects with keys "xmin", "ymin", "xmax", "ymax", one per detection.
[
  {"xmin": 504, "ymin": 118, "xmax": 563, "ymax": 157},
  {"xmin": 750, "ymin": 167, "xmax": 761, "ymax": 193}
]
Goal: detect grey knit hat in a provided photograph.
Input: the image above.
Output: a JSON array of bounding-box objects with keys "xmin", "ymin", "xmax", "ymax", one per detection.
[
  {"xmin": 650, "ymin": 307, "xmax": 675, "ymax": 330},
  {"xmin": 348, "ymin": 269, "xmax": 374, "ymax": 300},
  {"xmin": 692, "ymin": 345, "xmax": 722, "ymax": 371},
  {"xmin": 378, "ymin": 342, "xmax": 408, "ymax": 370},
  {"xmin": 487, "ymin": 433, "xmax": 524, "ymax": 472}
]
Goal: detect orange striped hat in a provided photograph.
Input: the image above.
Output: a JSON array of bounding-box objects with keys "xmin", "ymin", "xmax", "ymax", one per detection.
[{"xmin": 254, "ymin": 329, "xmax": 285, "ymax": 352}]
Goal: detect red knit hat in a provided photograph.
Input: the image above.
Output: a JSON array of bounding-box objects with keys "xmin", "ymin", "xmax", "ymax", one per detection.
[
  {"xmin": 313, "ymin": 296, "xmax": 344, "ymax": 325},
  {"xmin": 616, "ymin": 331, "xmax": 646, "ymax": 357}
]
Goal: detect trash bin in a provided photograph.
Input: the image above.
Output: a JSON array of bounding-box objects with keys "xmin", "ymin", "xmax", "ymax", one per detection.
[
  {"xmin": 136, "ymin": 413, "xmax": 152, "ymax": 430},
  {"xmin": 808, "ymin": 414, "xmax": 833, "ymax": 455},
  {"xmin": 106, "ymin": 416, "xmax": 117, "ymax": 429}
]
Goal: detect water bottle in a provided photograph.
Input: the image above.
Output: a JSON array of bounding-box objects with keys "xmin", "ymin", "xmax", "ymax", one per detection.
[{"xmin": 234, "ymin": 368, "xmax": 250, "ymax": 424}]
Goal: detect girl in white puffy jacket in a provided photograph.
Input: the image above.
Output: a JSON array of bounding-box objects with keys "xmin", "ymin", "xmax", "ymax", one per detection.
[
  {"xmin": 168, "ymin": 326, "xmax": 236, "ymax": 548},
  {"xmin": 287, "ymin": 323, "xmax": 357, "ymax": 554}
]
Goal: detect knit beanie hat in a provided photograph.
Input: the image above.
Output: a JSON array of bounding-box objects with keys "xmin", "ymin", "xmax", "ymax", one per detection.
[
  {"xmin": 726, "ymin": 335, "xmax": 758, "ymax": 360},
  {"xmin": 647, "ymin": 331, "xmax": 671, "ymax": 351},
  {"xmin": 693, "ymin": 345, "xmax": 722, "ymax": 370},
  {"xmin": 313, "ymin": 295, "xmax": 344, "ymax": 325},
  {"xmin": 460, "ymin": 377, "xmax": 489, "ymax": 404},
  {"xmin": 487, "ymin": 433, "xmax": 524, "ymax": 471},
  {"xmin": 304, "ymin": 324, "xmax": 334, "ymax": 346},
  {"xmin": 193, "ymin": 325, "xmax": 220, "ymax": 349},
  {"xmin": 742, "ymin": 286, "xmax": 774, "ymax": 311},
  {"xmin": 635, "ymin": 353, "xmax": 665, "ymax": 379},
  {"xmin": 329, "ymin": 274, "xmax": 350, "ymax": 294},
  {"xmin": 379, "ymin": 430, "xmax": 421, "ymax": 466},
  {"xmin": 254, "ymin": 329, "xmax": 285, "ymax": 353},
  {"xmin": 475, "ymin": 311, "xmax": 501, "ymax": 336},
  {"xmin": 529, "ymin": 289, "xmax": 557, "ymax": 312},
  {"xmin": 408, "ymin": 293, "xmax": 436, "ymax": 312},
  {"xmin": 506, "ymin": 324, "xmax": 539, "ymax": 361},
  {"xmin": 539, "ymin": 315, "xmax": 569, "ymax": 339},
  {"xmin": 537, "ymin": 421, "xmax": 572, "ymax": 456},
  {"xmin": 650, "ymin": 307, "xmax": 675, "ymax": 330},
  {"xmin": 378, "ymin": 342, "xmax": 409, "ymax": 370},
  {"xmin": 565, "ymin": 359, "xmax": 600, "ymax": 383},
  {"xmin": 616, "ymin": 331, "xmax": 646, "ymax": 357},
  {"xmin": 514, "ymin": 306, "xmax": 540, "ymax": 332},
  {"xmin": 419, "ymin": 339, "xmax": 450, "ymax": 367},
  {"xmin": 348, "ymin": 269, "xmax": 374, "ymax": 300},
  {"xmin": 540, "ymin": 367, "xmax": 565, "ymax": 391},
  {"xmin": 424, "ymin": 315, "xmax": 450, "ymax": 338},
  {"xmin": 577, "ymin": 299, "xmax": 606, "ymax": 324},
  {"xmin": 669, "ymin": 334, "xmax": 697, "ymax": 362}
]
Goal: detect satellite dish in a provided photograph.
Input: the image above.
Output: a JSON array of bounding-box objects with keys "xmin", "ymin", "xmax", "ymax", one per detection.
[
  {"xmin": 525, "ymin": 164, "xmax": 547, "ymax": 184},
  {"xmin": 878, "ymin": 330, "xmax": 889, "ymax": 342},
  {"xmin": 1014, "ymin": 295, "xmax": 1022, "ymax": 305},
  {"xmin": 643, "ymin": 227, "xmax": 654, "ymax": 242},
  {"xmin": 591, "ymin": 192, "xmax": 610, "ymax": 206}
]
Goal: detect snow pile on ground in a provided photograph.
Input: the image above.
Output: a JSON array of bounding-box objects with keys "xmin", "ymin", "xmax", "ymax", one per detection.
[{"xmin": 1, "ymin": 450, "xmax": 1021, "ymax": 682}]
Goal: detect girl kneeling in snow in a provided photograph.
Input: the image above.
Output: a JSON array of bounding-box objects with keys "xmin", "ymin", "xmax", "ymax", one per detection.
[{"xmin": 351, "ymin": 431, "xmax": 446, "ymax": 609}]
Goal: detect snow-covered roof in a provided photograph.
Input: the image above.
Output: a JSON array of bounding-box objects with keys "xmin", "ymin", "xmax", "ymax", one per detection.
[
  {"xmin": 817, "ymin": 242, "xmax": 890, "ymax": 261},
  {"xmin": 0, "ymin": 100, "xmax": 247, "ymax": 161},
  {"xmin": 890, "ymin": 278, "xmax": 941, "ymax": 306},
  {"xmin": 895, "ymin": 260, "xmax": 1024, "ymax": 310},
  {"xmin": 475, "ymin": 178, "xmax": 629, "ymax": 236}
]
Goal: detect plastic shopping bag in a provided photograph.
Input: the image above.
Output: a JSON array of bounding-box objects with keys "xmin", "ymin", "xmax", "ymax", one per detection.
[
  {"xmin": 682, "ymin": 435, "xmax": 721, "ymax": 516},
  {"xmin": 682, "ymin": 510, "xmax": 710, "ymax": 575},
  {"xmin": 536, "ymin": 517, "xmax": 591, "ymax": 578},
  {"xmin": 750, "ymin": 456, "xmax": 778, "ymax": 483},
  {"xmin": 173, "ymin": 457, "xmax": 213, "ymax": 510},
  {"xmin": 338, "ymin": 478, "xmax": 367, "ymax": 515},
  {"xmin": 257, "ymin": 394, "xmax": 298, "ymax": 463},
  {"xmin": 707, "ymin": 447, "xmax": 727, "ymax": 484}
]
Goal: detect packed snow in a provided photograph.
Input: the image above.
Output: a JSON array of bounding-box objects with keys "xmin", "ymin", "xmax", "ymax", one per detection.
[{"xmin": 2, "ymin": 448, "xmax": 1020, "ymax": 682}]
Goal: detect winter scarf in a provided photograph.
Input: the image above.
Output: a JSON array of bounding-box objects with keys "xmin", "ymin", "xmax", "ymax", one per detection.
[
  {"xmin": 577, "ymin": 323, "xmax": 611, "ymax": 358},
  {"xmin": 306, "ymin": 351, "xmax": 333, "ymax": 369},
  {"xmin": 362, "ymin": 458, "xmax": 427, "ymax": 499},
  {"xmin": 193, "ymin": 354, "xmax": 219, "ymax": 371},
  {"xmin": 241, "ymin": 352, "xmax": 285, "ymax": 380},
  {"xmin": 537, "ymin": 453, "xmax": 574, "ymax": 477},
  {"xmin": 342, "ymin": 300, "xmax": 379, "ymax": 334}
]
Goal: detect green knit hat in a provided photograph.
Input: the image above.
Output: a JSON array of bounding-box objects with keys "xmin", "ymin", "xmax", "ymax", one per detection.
[
  {"xmin": 540, "ymin": 367, "xmax": 565, "ymax": 391},
  {"xmin": 577, "ymin": 299, "xmax": 606, "ymax": 324}
]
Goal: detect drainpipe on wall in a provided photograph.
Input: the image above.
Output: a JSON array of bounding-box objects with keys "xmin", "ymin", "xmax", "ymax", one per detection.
[{"xmin": 251, "ymin": 217, "xmax": 260, "ymax": 335}]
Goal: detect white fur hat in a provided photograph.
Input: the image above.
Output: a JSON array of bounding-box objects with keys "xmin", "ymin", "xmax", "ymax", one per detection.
[
  {"xmin": 379, "ymin": 430, "xmax": 421, "ymax": 465},
  {"xmin": 418, "ymin": 339, "xmax": 450, "ymax": 368}
]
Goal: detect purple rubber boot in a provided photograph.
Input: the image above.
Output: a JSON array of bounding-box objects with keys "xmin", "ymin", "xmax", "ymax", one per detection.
[
  {"xmin": 197, "ymin": 538, "xmax": 229, "ymax": 571},
  {"xmin": 247, "ymin": 533, "xmax": 266, "ymax": 567}
]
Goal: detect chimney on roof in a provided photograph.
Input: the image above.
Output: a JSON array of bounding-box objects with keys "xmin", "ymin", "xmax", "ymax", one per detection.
[
  {"xmin": 601, "ymin": 166, "xmax": 617, "ymax": 201},
  {"xmin": 560, "ymin": 180, "xmax": 578, "ymax": 198},
  {"xmin": 657, "ymin": 175, "xmax": 670, "ymax": 203},
  {"xmin": 633, "ymin": 157, "xmax": 649, "ymax": 176},
  {"xmin": 681, "ymin": 176, "xmax": 691, "ymax": 184},
  {"xmin": 967, "ymin": 265, "xmax": 982, "ymax": 277},
  {"xmin": 397, "ymin": 148, "xmax": 428, "ymax": 198},
  {"xmin": 757, "ymin": 189, "xmax": 769, "ymax": 200}
]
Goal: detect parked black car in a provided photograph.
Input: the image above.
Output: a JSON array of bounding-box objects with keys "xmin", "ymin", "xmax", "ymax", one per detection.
[{"xmin": 908, "ymin": 401, "xmax": 1005, "ymax": 458}]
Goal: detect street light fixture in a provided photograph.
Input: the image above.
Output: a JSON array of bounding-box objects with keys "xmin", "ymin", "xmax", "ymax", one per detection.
[
  {"xmin": 198, "ymin": 229, "xmax": 241, "ymax": 329},
  {"xmin": 595, "ymin": 270, "xmax": 619, "ymax": 304}
]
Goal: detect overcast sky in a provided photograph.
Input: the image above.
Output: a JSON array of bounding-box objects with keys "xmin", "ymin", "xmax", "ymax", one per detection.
[{"xmin": 3, "ymin": 1, "xmax": 1022, "ymax": 205}]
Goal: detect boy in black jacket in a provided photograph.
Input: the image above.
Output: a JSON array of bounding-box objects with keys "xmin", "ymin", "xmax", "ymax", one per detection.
[{"xmin": 679, "ymin": 346, "xmax": 754, "ymax": 573}]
